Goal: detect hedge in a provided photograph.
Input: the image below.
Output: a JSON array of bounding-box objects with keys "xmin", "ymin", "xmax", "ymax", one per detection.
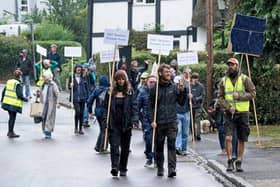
[{"xmin": 0, "ymin": 36, "xmax": 31, "ymax": 78}]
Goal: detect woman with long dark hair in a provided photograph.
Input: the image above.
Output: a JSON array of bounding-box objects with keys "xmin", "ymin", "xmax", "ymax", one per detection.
[{"xmin": 103, "ymin": 70, "xmax": 138, "ymax": 177}]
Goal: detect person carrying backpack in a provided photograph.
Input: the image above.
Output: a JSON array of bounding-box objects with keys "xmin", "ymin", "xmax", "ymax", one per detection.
[{"xmin": 87, "ymin": 75, "xmax": 110, "ymax": 153}]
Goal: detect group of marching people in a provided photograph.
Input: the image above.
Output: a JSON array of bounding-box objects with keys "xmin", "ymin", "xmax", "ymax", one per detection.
[{"xmin": 1, "ymin": 46, "xmax": 255, "ymax": 177}]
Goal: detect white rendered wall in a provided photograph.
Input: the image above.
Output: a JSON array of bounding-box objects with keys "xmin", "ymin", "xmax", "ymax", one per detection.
[
  {"xmin": 132, "ymin": 4, "xmax": 155, "ymax": 31},
  {"xmin": 161, "ymin": 0, "xmax": 192, "ymax": 31},
  {"xmin": 93, "ymin": 2, "xmax": 128, "ymax": 33}
]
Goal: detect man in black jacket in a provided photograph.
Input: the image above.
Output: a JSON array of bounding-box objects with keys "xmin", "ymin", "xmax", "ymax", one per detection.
[
  {"xmin": 16, "ymin": 49, "xmax": 33, "ymax": 98},
  {"xmin": 149, "ymin": 64, "xmax": 186, "ymax": 178}
]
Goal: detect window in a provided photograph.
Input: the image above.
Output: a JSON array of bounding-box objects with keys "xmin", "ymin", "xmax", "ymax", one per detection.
[
  {"xmin": 135, "ymin": 0, "xmax": 155, "ymax": 5},
  {"xmin": 173, "ymin": 40, "xmax": 180, "ymax": 50},
  {"xmin": 21, "ymin": 0, "xmax": 28, "ymax": 12}
]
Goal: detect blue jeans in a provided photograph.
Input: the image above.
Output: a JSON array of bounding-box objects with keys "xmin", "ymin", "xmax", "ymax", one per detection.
[
  {"xmin": 142, "ymin": 120, "xmax": 153, "ymax": 160},
  {"xmin": 83, "ymin": 103, "xmax": 89, "ymax": 123},
  {"xmin": 216, "ymin": 111, "xmax": 225, "ymax": 150},
  {"xmin": 22, "ymin": 75, "xmax": 30, "ymax": 97},
  {"xmin": 176, "ymin": 112, "xmax": 190, "ymax": 151}
]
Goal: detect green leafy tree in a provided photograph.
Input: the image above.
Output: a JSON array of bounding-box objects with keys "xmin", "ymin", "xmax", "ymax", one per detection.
[{"xmin": 47, "ymin": 0, "xmax": 88, "ymax": 46}]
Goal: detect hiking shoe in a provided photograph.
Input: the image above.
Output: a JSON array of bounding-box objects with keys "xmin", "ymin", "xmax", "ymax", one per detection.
[
  {"xmin": 144, "ymin": 159, "xmax": 153, "ymax": 167},
  {"xmin": 83, "ymin": 122, "xmax": 90, "ymax": 128},
  {"xmin": 235, "ymin": 160, "xmax": 244, "ymax": 172},
  {"xmin": 176, "ymin": 149, "xmax": 183, "ymax": 155},
  {"xmin": 78, "ymin": 130, "xmax": 84, "ymax": 135},
  {"xmin": 8, "ymin": 132, "xmax": 20, "ymax": 138},
  {"xmin": 226, "ymin": 159, "xmax": 234, "ymax": 172},
  {"xmin": 111, "ymin": 168, "xmax": 118, "ymax": 177},
  {"xmin": 119, "ymin": 171, "xmax": 127, "ymax": 177},
  {"xmin": 157, "ymin": 168, "xmax": 164, "ymax": 176},
  {"xmin": 168, "ymin": 169, "xmax": 176, "ymax": 178}
]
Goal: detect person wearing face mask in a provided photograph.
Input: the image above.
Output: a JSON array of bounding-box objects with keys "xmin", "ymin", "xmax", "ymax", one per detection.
[
  {"xmin": 218, "ymin": 58, "xmax": 256, "ymax": 172},
  {"xmin": 102, "ymin": 70, "xmax": 138, "ymax": 177},
  {"xmin": 137, "ymin": 75, "xmax": 157, "ymax": 167},
  {"xmin": 68, "ymin": 64, "xmax": 88, "ymax": 135},
  {"xmin": 148, "ymin": 64, "xmax": 186, "ymax": 178}
]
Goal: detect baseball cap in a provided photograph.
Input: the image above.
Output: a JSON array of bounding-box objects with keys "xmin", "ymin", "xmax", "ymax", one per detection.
[
  {"xmin": 183, "ymin": 67, "xmax": 191, "ymax": 73},
  {"xmin": 140, "ymin": 72, "xmax": 149, "ymax": 79},
  {"xmin": 226, "ymin": 58, "xmax": 239, "ymax": 65},
  {"xmin": 50, "ymin": 44, "xmax": 57, "ymax": 48}
]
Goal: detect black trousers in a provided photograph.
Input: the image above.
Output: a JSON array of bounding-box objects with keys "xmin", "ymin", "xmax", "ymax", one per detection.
[
  {"xmin": 73, "ymin": 102, "xmax": 85, "ymax": 130},
  {"xmin": 95, "ymin": 116, "xmax": 107, "ymax": 151},
  {"xmin": 155, "ymin": 123, "xmax": 178, "ymax": 171},
  {"xmin": 8, "ymin": 111, "xmax": 17, "ymax": 133},
  {"xmin": 109, "ymin": 128, "xmax": 132, "ymax": 172}
]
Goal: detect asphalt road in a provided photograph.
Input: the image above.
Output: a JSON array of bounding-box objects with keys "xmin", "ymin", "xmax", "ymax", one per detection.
[{"xmin": 0, "ymin": 99, "xmax": 223, "ymax": 187}]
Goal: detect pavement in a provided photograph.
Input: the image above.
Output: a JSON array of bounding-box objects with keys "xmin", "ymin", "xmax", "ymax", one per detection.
[{"xmin": 190, "ymin": 133, "xmax": 280, "ymax": 187}]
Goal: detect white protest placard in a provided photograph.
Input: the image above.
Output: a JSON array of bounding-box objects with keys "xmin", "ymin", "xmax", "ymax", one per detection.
[
  {"xmin": 100, "ymin": 49, "xmax": 120, "ymax": 63},
  {"xmin": 36, "ymin": 44, "xmax": 47, "ymax": 56},
  {"xmin": 177, "ymin": 52, "xmax": 199, "ymax": 65},
  {"xmin": 151, "ymin": 49, "xmax": 170, "ymax": 56},
  {"xmin": 64, "ymin": 47, "xmax": 82, "ymax": 57},
  {"xmin": 104, "ymin": 29, "xmax": 129, "ymax": 46},
  {"xmin": 147, "ymin": 34, "xmax": 174, "ymax": 51}
]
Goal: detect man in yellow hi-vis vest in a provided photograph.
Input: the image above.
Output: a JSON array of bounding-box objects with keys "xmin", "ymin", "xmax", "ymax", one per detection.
[
  {"xmin": 1, "ymin": 70, "xmax": 28, "ymax": 138},
  {"xmin": 218, "ymin": 58, "xmax": 256, "ymax": 172}
]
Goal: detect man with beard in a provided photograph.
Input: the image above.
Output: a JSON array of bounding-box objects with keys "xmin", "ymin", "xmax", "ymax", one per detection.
[
  {"xmin": 218, "ymin": 58, "xmax": 256, "ymax": 172},
  {"xmin": 149, "ymin": 64, "xmax": 186, "ymax": 178}
]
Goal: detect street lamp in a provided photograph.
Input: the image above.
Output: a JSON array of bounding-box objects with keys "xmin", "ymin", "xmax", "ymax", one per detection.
[{"xmin": 218, "ymin": 0, "xmax": 226, "ymax": 49}]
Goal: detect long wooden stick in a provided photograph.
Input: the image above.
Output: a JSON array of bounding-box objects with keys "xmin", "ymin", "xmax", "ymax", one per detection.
[
  {"xmin": 152, "ymin": 52, "xmax": 161, "ymax": 153},
  {"xmin": 71, "ymin": 57, "xmax": 74, "ymax": 108},
  {"xmin": 103, "ymin": 45, "xmax": 117, "ymax": 151},
  {"xmin": 245, "ymin": 54, "xmax": 261, "ymax": 145},
  {"xmin": 188, "ymin": 71, "xmax": 196, "ymax": 143}
]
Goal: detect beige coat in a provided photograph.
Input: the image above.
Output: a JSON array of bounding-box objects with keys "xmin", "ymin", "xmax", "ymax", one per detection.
[{"xmin": 40, "ymin": 80, "xmax": 59, "ymax": 132}]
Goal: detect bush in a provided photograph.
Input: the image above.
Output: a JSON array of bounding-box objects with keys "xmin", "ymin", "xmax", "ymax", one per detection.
[
  {"xmin": 22, "ymin": 22, "xmax": 75, "ymax": 41},
  {"xmin": 0, "ymin": 36, "xmax": 31, "ymax": 78}
]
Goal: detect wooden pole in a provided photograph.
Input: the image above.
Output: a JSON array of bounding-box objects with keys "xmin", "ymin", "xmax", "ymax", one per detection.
[
  {"xmin": 188, "ymin": 72, "xmax": 196, "ymax": 143},
  {"xmin": 152, "ymin": 51, "xmax": 161, "ymax": 153},
  {"xmin": 206, "ymin": 0, "xmax": 214, "ymax": 108},
  {"xmin": 71, "ymin": 57, "xmax": 74, "ymax": 108},
  {"xmin": 103, "ymin": 45, "xmax": 118, "ymax": 151},
  {"xmin": 245, "ymin": 54, "xmax": 261, "ymax": 145}
]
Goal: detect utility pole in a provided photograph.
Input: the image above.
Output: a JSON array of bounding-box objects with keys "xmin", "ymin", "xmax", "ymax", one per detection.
[
  {"xmin": 87, "ymin": 0, "xmax": 94, "ymax": 61},
  {"xmin": 206, "ymin": 0, "xmax": 214, "ymax": 108}
]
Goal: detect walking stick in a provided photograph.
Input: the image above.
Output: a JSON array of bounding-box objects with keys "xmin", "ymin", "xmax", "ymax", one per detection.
[
  {"xmin": 152, "ymin": 51, "xmax": 161, "ymax": 153},
  {"xmin": 188, "ymin": 71, "xmax": 196, "ymax": 143},
  {"xmin": 245, "ymin": 54, "xmax": 261, "ymax": 145},
  {"xmin": 103, "ymin": 45, "xmax": 118, "ymax": 151}
]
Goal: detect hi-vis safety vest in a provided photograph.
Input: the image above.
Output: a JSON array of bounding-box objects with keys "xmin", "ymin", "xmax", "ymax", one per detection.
[
  {"xmin": 222, "ymin": 74, "xmax": 250, "ymax": 112},
  {"xmin": 36, "ymin": 68, "xmax": 52, "ymax": 87},
  {"xmin": 2, "ymin": 79, "xmax": 23, "ymax": 108}
]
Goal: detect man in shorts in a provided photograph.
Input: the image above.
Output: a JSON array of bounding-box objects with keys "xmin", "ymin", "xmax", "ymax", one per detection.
[{"xmin": 218, "ymin": 58, "xmax": 256, "ymax": 172}]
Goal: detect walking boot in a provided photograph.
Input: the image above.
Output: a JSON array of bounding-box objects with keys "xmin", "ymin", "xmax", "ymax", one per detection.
[
  {"xmin": 168, "ymin": 168, "xmax": 176, "ymax": 178},
  {"xmin": 157, "ymin": 167, "xmax": 164, "ymax": 176},
  {"xmin": 111, "ymin": 168, "xmax": 118, "ymax": 177},
  {"xmin": 8, "ymin": 132, "xmax": 20, "ymax": 138},
  {"xmin": 226, "ymin": 159, "xmax": 234, "ymax": 172},
  {"xmin": 235, "ymin": 160, "xmax": 244, "ymax": 172}
]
